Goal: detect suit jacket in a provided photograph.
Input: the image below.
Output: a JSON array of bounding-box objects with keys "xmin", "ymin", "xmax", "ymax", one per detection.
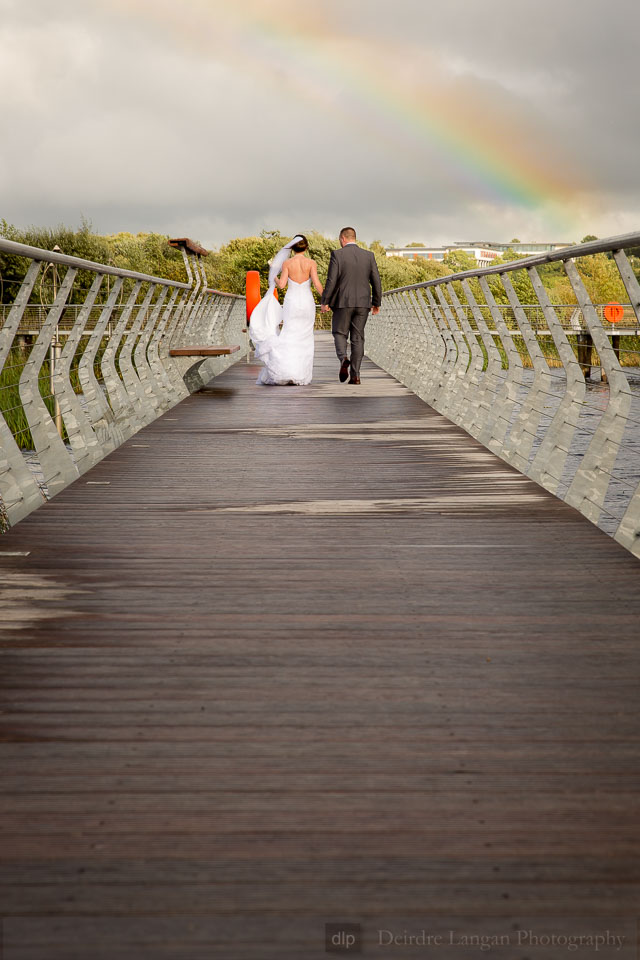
[{"xmin": 321, "ymin": 244, "xmax": 382, "ymax": 310}]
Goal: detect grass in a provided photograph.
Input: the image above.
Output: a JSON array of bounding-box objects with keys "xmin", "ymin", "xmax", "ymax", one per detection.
[
  {"xmin": 0, "ymin": 342, "xmax": 109, "ymax": 450},
  {"xmin": 0, "ymin": 348, "xmax": 43, "ymax": 449}
]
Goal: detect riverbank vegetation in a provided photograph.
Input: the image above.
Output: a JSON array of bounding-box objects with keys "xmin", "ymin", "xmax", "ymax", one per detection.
[{"xmin": 1, "ymin": 219, "xmax": 635, "ymax": 304}]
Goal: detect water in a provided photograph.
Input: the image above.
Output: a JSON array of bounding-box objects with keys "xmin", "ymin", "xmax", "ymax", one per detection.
[{"xmin": 510, "ymin": 366, "xmax": 640, "ymax": 536}]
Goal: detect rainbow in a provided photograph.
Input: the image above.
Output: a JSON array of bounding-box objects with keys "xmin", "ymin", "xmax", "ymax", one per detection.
[{"xmin": 105, "ymin": 0, "xmax": 590, "ymax": 234}]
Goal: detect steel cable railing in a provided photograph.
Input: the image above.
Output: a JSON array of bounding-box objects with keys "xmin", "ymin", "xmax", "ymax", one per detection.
[
  {"xmin": 0, "ymin": 238, "xmax": 246, "ymax": 529},
  {"xmin": 366, "ymin": 230, "xmax": 640, "ymax": 558}
]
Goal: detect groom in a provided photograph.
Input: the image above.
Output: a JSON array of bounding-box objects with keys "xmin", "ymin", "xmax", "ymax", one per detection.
[{"xmin": 320, "ymin": 227, "xmax": 382, "ymax": 385}]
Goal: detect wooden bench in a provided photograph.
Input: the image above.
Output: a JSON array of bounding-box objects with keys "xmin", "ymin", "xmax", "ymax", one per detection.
[{"xmin": 169, "ymin": 346, "xmax": 241, "ymax": 357}]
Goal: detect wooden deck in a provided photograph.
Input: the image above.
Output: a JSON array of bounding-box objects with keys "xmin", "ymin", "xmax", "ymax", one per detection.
[{"xmin": 1, "ymin": 333, "xmax": 639, "ymax": 959}]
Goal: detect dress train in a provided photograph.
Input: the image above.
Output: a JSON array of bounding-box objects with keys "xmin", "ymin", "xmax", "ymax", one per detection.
[{"xmin": 249, "ymin": 278, "xmax": 315, "ymax": 386}]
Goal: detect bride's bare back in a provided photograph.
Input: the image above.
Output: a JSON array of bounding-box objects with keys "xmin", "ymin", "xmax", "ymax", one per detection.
[{"xmin": 277, "ymin": 253, "xmax": 323, "ymax": 295}]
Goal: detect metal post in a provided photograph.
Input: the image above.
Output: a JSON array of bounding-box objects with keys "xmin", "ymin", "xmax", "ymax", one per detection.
[
  {"xmin": 50, "ymin": 338, "xmax": 63, "ymax": 437},
  {"xmin": 50, "ymin": 246, "xmax": 63, "ymax": 438},
  {"xmin": 612, "ymin": 334, "xmax": 621, "ymax": 362},
  {"xmin": 577, "ymin": 333, "xmax": 594, "ymax": 380}
]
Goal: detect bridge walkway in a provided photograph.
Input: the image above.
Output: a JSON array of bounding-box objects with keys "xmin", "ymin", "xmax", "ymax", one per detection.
[{"xmin": 1, "ymin": 333, "xmax": 639, "ymax": 958}]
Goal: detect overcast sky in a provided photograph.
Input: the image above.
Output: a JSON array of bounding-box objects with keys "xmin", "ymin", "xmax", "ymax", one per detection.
[{"xmin": 1, "ymin": 0, "xmax": 638, "ymax": 249}]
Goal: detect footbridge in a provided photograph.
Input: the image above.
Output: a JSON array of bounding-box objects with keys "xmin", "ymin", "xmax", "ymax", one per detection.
[{"xmin": 0, "ymin": 233, "xmax": 639, "ymax": 958}]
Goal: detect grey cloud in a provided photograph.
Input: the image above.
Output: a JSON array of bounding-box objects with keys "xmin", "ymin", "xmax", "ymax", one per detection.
[{"xmin": 1, "ymin": 0, "xmax": 638, "ymax": 248}]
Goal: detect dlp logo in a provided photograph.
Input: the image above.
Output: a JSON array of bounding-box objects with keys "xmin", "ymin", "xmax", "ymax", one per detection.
[{"xmin": 325, "ymin": 922, "xmax": 363, "ymax": 953}]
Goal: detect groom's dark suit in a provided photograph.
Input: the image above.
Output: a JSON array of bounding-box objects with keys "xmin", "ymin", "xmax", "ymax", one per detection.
[{"xmin": 321, "ymin": 243, "xmax": 382, "ymax": 379}]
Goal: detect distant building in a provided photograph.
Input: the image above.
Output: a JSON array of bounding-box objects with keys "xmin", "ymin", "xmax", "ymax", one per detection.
[
  {"xmin": 459, "ymin": 240, "xmax": 573, "ymax": 256},
  {"xmin": 385, "ymin": 245, "xmax": 500, "ymax": 268},
  {"xmin": 385, "ymin": 240, "xmax": 573, "ymax": 268}
]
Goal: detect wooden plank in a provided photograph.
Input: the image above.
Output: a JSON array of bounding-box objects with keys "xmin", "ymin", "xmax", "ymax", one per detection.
[
  {"xmin": 169, "ymin": 345, "xmax": 240, "ymax": 357},
  {"xmin": 0, "ymin": 333, "xmax": 639, "ymax": 958}
]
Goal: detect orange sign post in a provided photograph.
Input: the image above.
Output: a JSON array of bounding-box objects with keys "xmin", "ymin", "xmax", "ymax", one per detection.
[
  {"xmin": 604, "ymin": 302, "xmax": 624, "ymax": 323},
  {"xmin": 245, "ymin": 271, "xmax": 261, "ymax": 325},
  {"xmin": 246, "ymin": 272, "xmax": 278, "ymax": 328}
]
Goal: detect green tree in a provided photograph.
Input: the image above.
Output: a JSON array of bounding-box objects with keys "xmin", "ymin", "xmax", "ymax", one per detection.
[
  {"xmin": 205, "ymin": 231, "xmax": 286, "ymax": 295},
  {"xmin": 0, "ymin": 220, "xmax": 190, "ymax": 303},
  {"xmin": 443, "ymin": 249, "xmax": 477, "ymax": 273},
  {"xmin": 576, "ymin": 252, "xmax": 627, "ymax": 304}
]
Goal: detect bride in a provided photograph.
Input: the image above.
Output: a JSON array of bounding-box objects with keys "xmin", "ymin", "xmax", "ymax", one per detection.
[{"xmin": 249, "ymin": 235, "xmax": 323, "ymax": 385}]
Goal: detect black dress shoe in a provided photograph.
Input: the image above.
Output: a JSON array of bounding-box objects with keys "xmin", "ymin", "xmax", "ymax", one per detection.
[
  {"xmin": 349, "ymin": 374, "xmax": 361, "ymax": 385},
  {"xmin": 339, "ymin": 357, "xmax": 350, "ymax": 382}
]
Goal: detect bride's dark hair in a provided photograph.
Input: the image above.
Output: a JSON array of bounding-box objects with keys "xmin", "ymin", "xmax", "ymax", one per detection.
[{"xmin": 291, "ymin": 235, "xmax": 309, "ymax": 253}]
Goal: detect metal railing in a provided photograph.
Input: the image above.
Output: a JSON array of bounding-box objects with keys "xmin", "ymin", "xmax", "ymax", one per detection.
[
  {"xmin": 7, "ymin": 301, "xmax": 640, "ymax": 335},
  {"xmin": 366, "ymin": 230, "xmax": 640, "ymax": 558},
  {"xmin": 0, "ymin": 238, "xmax": 246, "ymax": 528}
]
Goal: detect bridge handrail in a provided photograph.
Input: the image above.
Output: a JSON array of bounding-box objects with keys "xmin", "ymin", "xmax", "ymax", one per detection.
[
  {"xmin": 0, "ymin": 237, "xmax": 193, "ymax": 289},
  {"xmin": 0, "ymin": 238, "xmax": 245, "ymax": 298},
  {"xmin": 383, "ymin": 230, "xmax": 640, "ymax": 294},
  {"xmin": 205, "ymin": 287, "xmax": 245, "ymax": 299},
  {"xmin": 367, "ymin": 229, "xmax": 640, "ymax": 559},
  {"xmin": 0, "ymin": 236, "xmax": 247, "ymax": 529}
]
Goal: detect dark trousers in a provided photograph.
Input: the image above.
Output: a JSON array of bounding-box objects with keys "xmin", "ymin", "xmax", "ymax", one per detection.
[{"xmin": 331, "ymin": 307, "xmax": 369, "ymax": 377}]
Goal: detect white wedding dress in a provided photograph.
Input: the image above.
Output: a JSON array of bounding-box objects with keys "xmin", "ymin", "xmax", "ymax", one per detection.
[{"xmin": 249, "ymin": 237, "xmax": 316, "ymax": 386}]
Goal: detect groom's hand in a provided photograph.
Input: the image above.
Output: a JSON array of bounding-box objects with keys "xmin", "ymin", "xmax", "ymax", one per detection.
[
  {"xmin": 320, "ymin": 304, "xmax": 330, "ymax": 313},
  {"xmin": 372, "ymin": 306, "xmax": 380, "ymax": 315}
]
